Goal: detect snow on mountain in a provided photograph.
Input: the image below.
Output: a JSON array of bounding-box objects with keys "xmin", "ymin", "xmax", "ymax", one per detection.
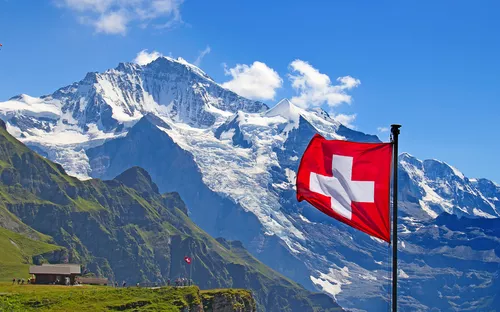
[
  {"xmin": 1, "ymin": 56, "xmax": 499, "ymax": 311},
  {"xmin": 0, "ymin": 94, "xmax": 61, "ymax": 120},
  {"xmin": 0, "ymin": 56, "xmax": 266, "ymax": 179},
  {"xmin": 399, "ymin": 152, "xmax": 500, "ymax": 219}
]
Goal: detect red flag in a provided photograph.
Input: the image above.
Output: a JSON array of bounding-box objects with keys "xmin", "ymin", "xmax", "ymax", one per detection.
[
  {"xmin": 184, "ymin": 256, "xmax": 192, "ymax": 264},
  {"xmin": 296, "ymin": 134, "xmax": 393, "ymax": 242}
]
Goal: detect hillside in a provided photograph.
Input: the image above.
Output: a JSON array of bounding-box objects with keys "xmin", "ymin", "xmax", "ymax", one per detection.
[
  {"xmin": 0, "ymin": 119, "xmax": 342, "ymax": 312},
  {"xmin": 0, "ymin": 284, "xmax": 255, "ymax": 312},
  {"xmin": 0, "ymin": 228, "xmax": 62, "ymax": 280}
]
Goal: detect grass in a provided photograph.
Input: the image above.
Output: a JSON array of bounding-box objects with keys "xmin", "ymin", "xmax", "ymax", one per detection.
[
  {"xmin": 72, "ymin": 197, "xmax": 106, "ymax": 212},
  {"xmin": 0, "ymin": 283, "xmax": 253, "ymax": 312},
  {"xmin": 0, "ymin": 228, "xmax": 62, "ymax": 281}
]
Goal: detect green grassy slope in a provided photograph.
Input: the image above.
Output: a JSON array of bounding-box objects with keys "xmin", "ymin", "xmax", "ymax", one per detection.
[
  {"xmin": 0, "ymin": 283, "xmax": 254, "ymax": 312},
  {"xmin": 0, "ymin": 228, "xmax": 62, "ymax": 280}
]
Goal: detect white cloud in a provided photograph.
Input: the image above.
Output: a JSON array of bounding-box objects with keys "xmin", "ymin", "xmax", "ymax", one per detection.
[
  {"xmin": 95, "ymin": 11, "xmax": 128, "ymax": 35},
  {"xmin": 332, "ymin": 113, "xmax": 357, "ymax": 128},
  {"xmin": 377, "ymin": 127, "xmax": 389, "ymax": 133},
  {"xmin": 133, "ymin": 49, "xmax": 163, "ymax": 65},
  {"xmin": 222, "ymin": 61, "xmax": 283, "ymax": 101},
  {"xmin": 288, "ymin": 60, "xmax": 360, "ymax": 109},
  {"xmin": 194, "ymin": 46, "xmax": 211, "ymax": 66},
  {"xmin": 56, "ymin": 0, "xmax": 184, "ymax": 35}
]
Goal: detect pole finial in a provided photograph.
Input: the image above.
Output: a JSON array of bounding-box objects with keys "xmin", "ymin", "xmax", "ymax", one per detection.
[
  {"xmin": 391, "ymin": 124, "xmax": 401, "ymax": 133},
  {"xmin": 390, "ymin": 125, "xmax": 401, "ymax": 143}
]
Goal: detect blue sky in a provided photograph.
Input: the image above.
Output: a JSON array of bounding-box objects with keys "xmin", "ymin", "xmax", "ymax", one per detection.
[{"xmin": 0, "ymin": 0, "xmax": 499, "ymax": 182}]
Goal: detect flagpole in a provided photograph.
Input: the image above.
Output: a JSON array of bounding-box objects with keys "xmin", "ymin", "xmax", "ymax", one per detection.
[
  {"xmin": 391, "ymin": 124, "xmax": 401, "ymax": 312},
  {"xmin": 190, "ymin": 255, "xmax": 193, "ymax": 285}
]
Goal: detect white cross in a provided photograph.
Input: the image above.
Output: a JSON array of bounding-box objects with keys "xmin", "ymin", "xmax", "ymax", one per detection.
[{"xmin": 309, "ymin": 155, "xmax": 375, "ymax": 220}]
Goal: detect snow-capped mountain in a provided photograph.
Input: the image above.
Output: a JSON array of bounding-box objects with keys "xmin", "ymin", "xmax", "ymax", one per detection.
[
  {"xmin": 0, "ymin": 56, "xmax": 266, "ymax": 179},
  {"xmin": 399, "ymin": 153, "xmax": 500, "ymax": 219},
  {"xmin": 1, "ymin": 56, "xmax": 499, "ymax": 311}
]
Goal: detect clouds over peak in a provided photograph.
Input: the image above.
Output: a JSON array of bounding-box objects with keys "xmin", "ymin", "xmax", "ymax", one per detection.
[
  {"xmin": 288, "ymin": 60, "xmax": 360, "ymax": 109},
  {"xmin": 133, "ymin": 49, "xmax": 163, "ymax": 65},
  {"xmin": 222, "ymin": 59, "xmax": 360, "ymax": 127},
  {"xmin": 333, "ymin": 113, "xmax": 357, "ymax": 128},
  {"xmin": 57, "ymin": 0, "xmax": 184, "ymax": 35},
  {"xmin": 222, "ymin": 62, "xmax": 283, "ymax": 101}
]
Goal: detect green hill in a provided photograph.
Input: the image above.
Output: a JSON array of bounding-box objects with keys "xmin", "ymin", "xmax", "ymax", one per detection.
[
  {"xmin": 0, "ymin": 227, "xmax": 62, "ymax": 280},
  {"xmin": 0, "ymin": 283, "xmax": 255, "ymax": 312},
  {"xmin": 0, "ymin": 119, "xmax": 342, "ymax": 312}
]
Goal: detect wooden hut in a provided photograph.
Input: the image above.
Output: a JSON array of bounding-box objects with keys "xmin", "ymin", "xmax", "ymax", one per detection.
[{"xmin": 29, "ymin": 264, "xmax": 81, "ymax": 285}]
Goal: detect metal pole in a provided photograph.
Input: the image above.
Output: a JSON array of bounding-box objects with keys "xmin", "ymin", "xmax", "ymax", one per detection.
[
  {"xmin": 391, "ymin": 124, "xmax": 401, "ymax": 312},
  {"xmin": 190, "ymin": 256, "xmax": 192, "ymax": 286}
]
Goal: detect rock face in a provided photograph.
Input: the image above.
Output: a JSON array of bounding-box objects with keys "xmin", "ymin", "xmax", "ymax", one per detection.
[
  {"xmin": 1, "ymin": 57, "xmax": 499, "ymax": 311},
  {"xmin": 202, "ymin": 289, "xmax": 256, "ymax": 312},
  {"xmin": 0, "ymin": 121, "xmax": 342, "ymax": 312}
]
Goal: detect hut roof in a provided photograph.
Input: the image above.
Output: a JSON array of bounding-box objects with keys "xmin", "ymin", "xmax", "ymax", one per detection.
[{"xmin": 29, "ymin": 264, "xmax": 81, "ymax": 275}]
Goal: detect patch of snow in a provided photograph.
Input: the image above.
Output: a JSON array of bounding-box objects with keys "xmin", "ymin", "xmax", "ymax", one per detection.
[
  {"xmin": 359, "ymin": 273, "xmax": 377, "ymax": 281},
  {"xmin": 449, "ymin": 165, "xmax": 465, "ymax": 180},
  {"xmin": 399, "ymin": 269, "xmax": 409, "ymax": 279},
  {"xmin": 285, "ymin": 168, "xmax": 296, "ymax": 187},
  {"xmin": 370, "ymin": 236, "xmax": 386, "ymax": 244},
  {"xmin": 400, "ymin": 224, "xmax": 411, "ymax": 234},
  {"xmin": 219, "ymin": 128, "xmax": 235, "ymax": 141},
  {"xmin": 472, "ymin": 208, "xmax": 497, "ymax": 219},
  {"xmin": 0, "ymin": 95, "xmax": 61, "ymax": 120},
  {"xmin": 298, "ymin": 214, "xmax": 312, "ymax": 224},
  {"xmin": 419, "ymin": 183, "xmax": 453, "ymax": 217},
  {"xmin": 310, "ymin": 266, "xmax": 351, "ymax": 299},
  {"xmin": 418, "ymin": 200, "xmax": 439, "ymax": 218}
]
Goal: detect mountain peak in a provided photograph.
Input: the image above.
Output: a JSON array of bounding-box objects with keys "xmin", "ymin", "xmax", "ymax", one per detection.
[
  {"xmin": 265, "ymin": 98, "xmax": 301, "ymax": 122},
  {"xmin": 145, "ymin": 55, "xmax": 213, "ymax": 82},
  {"xmin": 114, "ymin": 166, "xmax": 159, "ymax": 195},
  {"xmin": 400, "ymin": 153, "xmax": 466, "ymax": 180},
  {"xmin": 400, "ymin": 152, "xmax": 418, "ymax": 162},
  {"xmin": 83, "ymin": 71, "xmax": 99, "ymax": 83}
]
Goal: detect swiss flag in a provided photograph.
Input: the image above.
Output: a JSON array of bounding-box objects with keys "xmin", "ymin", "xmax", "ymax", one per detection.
[
  {"xmin": 296, "ymin": 134, "xmax": 393, "ymax": 242},
  {"xmin": 184, "ymin": 256, "xmax": 192, "ymax": 264}
]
